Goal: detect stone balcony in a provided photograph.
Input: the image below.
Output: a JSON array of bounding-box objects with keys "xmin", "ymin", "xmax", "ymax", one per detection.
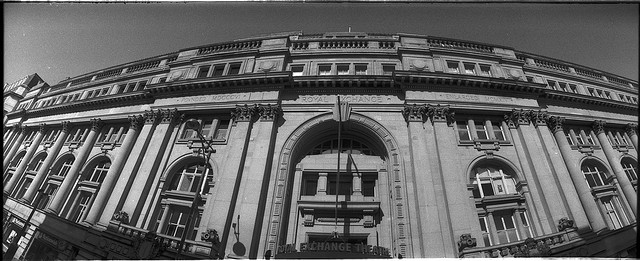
[{"xmin": 458, "ymin": 228, "xmax": 582, "ymax": 258}]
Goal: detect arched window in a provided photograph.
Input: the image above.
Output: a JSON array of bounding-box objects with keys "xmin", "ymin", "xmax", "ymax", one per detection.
[
  {"xmin": 580, "ymin": 160, "xmax": 631, "ymax": 230},
  {"xmin": 155, "ymin": 162, "xmax": 213, "ymax": 241},
  {"xmin": 66, "ymin": 159, "xmax": 110, "ymax": 223},
  {"xmin": 36, "ymin": 156, "xmax": 75, "ymax": 210},
  {"xmin": 307, "ymin": 138, "xmax": 375, "ymax": 156},
  {"xmin": 470, "ymin": 163, "xmax": 533, "ymax": 247},
  {"xmin": 620, "ymin": 158, "xmax": 638, "ymax": 191}
]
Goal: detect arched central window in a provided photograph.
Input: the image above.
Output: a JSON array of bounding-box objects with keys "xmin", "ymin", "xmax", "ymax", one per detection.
[
  {"xmin": 307, "ymin": 138, "xmax": 375, "ymax": 156},
  {"xmin": 470, "ymin": 162, "xmax": 532, "ymax": 247},
  {"xmin": 155, "ymin": 162, "xmax": 213, "ymax": 241},
  {"xmin": 581, "ymin": 165, "xmax": 610, "ymax": 188}
]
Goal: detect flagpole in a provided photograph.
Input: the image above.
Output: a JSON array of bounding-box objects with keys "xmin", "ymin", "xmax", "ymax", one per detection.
[{"xmin": 334, "ymin": 95, "xmax": 342, "ymax": 238}]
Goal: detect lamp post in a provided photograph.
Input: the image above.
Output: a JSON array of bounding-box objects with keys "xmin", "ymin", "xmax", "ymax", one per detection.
[{"xmin": 175, "ymin": 119, "xmax": 215, "ymax": 259}]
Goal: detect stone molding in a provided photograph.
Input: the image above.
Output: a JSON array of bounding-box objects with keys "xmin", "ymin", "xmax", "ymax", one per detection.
[
  {"xmin": 626, "ymin": 123, "xmax": 637, "ymax": 137},
  {"xmin": 231, "ymin": 104, "xmax": 258, "ymax": 122},
  {"xmin": 592, "ymin": 120, "xmax": 606, "ymax": 135},
  {"xmin": 90, "ymin": 118, "xmax": 103, "ymax": 131},
  {"xmin": 258, "ymin": 104, "xmax": 282, "ymax": 121},
  {"xmin": 402, "ymin": 104, "xmax": 426, "ymax": 122},
  {"xmin": 129, "ymin": 114, "xmax": 145, "ymax": 131},
  {"xmin": 427, "ymin": 104, "xmax": 455, "ymax": 125},
  {"xmin": 546, "ymin": 116, "xmax": 565, "ymax": 134}
]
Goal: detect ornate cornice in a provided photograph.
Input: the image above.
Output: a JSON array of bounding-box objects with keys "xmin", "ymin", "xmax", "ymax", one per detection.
[
  {"xmin": 402, "ymin": 104, "xmax": 427, "ymax": 122},
  {"xmin": 528, "ymin": 110, "xmax": 548, "ymax": 127},
  {"xmin": 129, "ymin": 114, "xmax": 145, "ymax": 131},
  {"xmin": 61, "ymin": 121, "xmax": 73, "ymax": 133},
  {"xmin": 258, "ymin": 104, "xmax": 282, "ymax": 121},
  {"xmin": 426, "ymin": 104, "xmax": 454, "ymax": 125},
  {"xmin": 90, "ymin": 118, "xmax": 103, "ymax": 132},
  {"xmin": 626, "ymin": 123, "xmax": 638, "ymax": 137},
  {"xmin": 592, "ymin": 120, "xmax": 606, "ymax": 135},
  {"xmin": 546, "ymin": 116, "xmax": 565, "ymax": 134},
  {"xmin": 231, "ymin": 104, "xmax": 258, "ymax": 122},
  {"xmin": 504, "ymin": 109, "xmax": 530, "ymax": 129}
]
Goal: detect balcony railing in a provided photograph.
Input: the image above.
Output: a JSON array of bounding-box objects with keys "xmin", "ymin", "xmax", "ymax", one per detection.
[
  {"xmin": 197, "ymin": 40, "xmax": 262, "ymax": 55},
  {"xmin": 459, "ymin": 228, "xmax": 580, "ymax": 258},
  {"xmin": 426, "ymin": 38, "xmax": 493, "ymax": 53},
  {"xmin": 318, "ymin": 40, "xmax": 369, "ymax": 49}
]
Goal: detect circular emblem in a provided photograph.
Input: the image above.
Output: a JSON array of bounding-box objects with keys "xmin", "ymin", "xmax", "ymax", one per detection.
[{"xmin": 413, "ymin": 60, "xmax": 427, "ymax": 69}]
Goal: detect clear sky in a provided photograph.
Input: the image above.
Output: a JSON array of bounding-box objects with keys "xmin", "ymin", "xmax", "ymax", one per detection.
[{"xmin": 4, "ymin": 2, "xmax": 639, "ymax": 85}]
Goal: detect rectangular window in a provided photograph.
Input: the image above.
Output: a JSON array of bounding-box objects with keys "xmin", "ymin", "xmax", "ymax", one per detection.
[
  {"xmin": 70, "ymin": 191, "xmax": 92, "ymax": 223},
  {"xmin": 457, "ymin": 121, "xmax": 471, "ymax": 141},
  {"xmin": 301, "ymin": 174, "xmax": 318, "ymax": 196},
  {"xmin": 136, "ymin": 80, "xmax": 147, "ymax": 91},
  {"xmin": 520, "ymin": 211, "xmax": 534, "ymax": 238},
  {"xmin": 337, "ymin": 64, "xmax": 350, "ymax": 75},
  {"xmin": 479, "ymin": 64, "xmax": 492, "ymax": 77},
  {"xmin": 362, "ymin": 174, "xmax": 377, "ymax": 197},
  {"xmin": 164, "ymin": 206, "xmax": 189, "ymax": 238},
  {"xmin": 479, "ymin": 217, "xmax": 492, "ymax": 246},
  {"xmin": 125, "ymin": 83, "xmax": 137, "ymax": 93},
  {"xmin": 463, "ymin": 63, "xmax": 476, "ymax": 75},
  {"xmin": 475, "ymin": 121, "xmax": 489, "ymax": 140},
  {"xmin": 493, "ymin": 210, "xmax": 519, "ymax": 244},
  {"xmin": 117, "ymin": 84, "xmax": 127, "ymax": 94},
  {"xmin": 492, "ymin": 122, "xmax": 506, "ymax": 141},
  {"xmin": 588, "ymin": 88, "xmax": 597, "ymax": 97},
  {"xmin": 547, "ymin": 80, "xmax": 557, "ymax": 90},
  {"xmin": 569, "ymin": 84, "xmax": 578, "ymax": 93},
  {"xmin": 291, "ymin": 65, "xmax": 304, "ymax": 76},
  {"xmin": 602, "ymin": 197, "xmax": 623, "ymax": 229},
  {"xmin": 213, "ymin": 119, "xmax": 230, "ymax": 140},
  {"xmin": 603, "ymin": 91, "xmax": 612, "ymax": 99},
  {"xmin": 526, "ymin": 76, "xmax": 534, "ymax": 83},
  {"xmin": 318, "ymin": 64, "xmax": 332, "ymax": 75},
  {"xmin": 36, "ymin": 183, "xmax": 58, "ymax": 210},
  {"xmin": 558, "ymin": 82, "xmax": 569, "ymax": 92},
  {"xmin": 327, "ymin": 173, "xmax": 352, "ymax": 195},
  {"xmin": 382, "ymin": 64, "xmax": 395, "ymax": 75},
  {"xmin": 159, "ymin": 77, "xmax": 167, "ymax": 83},
  {"xmin": 584, "ymin": 130, "xmax": 595, "ymax": 145},
  {"xmin": 446, "ymin": 61, "xmax": 460, "ymax": 73},
  {"xmin": 622, "ymin": 161, "xmax": 638, "ymax": 182},
  {"xmin": 355, "ymin": 64, "xmax": 368, "ymax": 75},
  {"xmin": 197, "ymin": 65, "xmax": 211, "ymax": 78},
  {"xmin": 227, "ymin": 63, "xmax": 241, "ymax": 75},
  {"xmin": 212, "ymin": 64, "xmax": 225, "ymax": 76}
]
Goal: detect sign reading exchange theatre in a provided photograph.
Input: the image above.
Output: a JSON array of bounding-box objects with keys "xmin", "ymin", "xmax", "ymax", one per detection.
[{"xmin": 275, "ymin": 242, "xmax": 391, "ymax": 259}]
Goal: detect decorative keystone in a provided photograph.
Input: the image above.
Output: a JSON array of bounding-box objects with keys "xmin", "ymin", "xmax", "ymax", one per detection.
[{"xmin": 457, "ymin": 234, "xmax": 477, "ymax": 252}]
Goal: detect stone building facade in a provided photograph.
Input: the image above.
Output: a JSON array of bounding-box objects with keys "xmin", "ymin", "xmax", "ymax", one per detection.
[{"xmin": 3, "ymin": 32, "xmax": 638, "ymax": 259}]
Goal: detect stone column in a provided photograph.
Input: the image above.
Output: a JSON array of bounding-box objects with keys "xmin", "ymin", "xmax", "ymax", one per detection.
[
  {"xmin": 5, "ymin": 124, "xmax": 47, "ymax": 194},
  {"xmin": 46, "ymin": 118, "xmax": 103, "ymax": 215},
  {"xmin": 626, "ymin": 124, "xmax": 638, "ymax": 152},
  {"xmin": 3, "ymin": 125, "xmax": 26, "ymax": 172},
  {"xmin": 83, "ymin": 115, "xmax": 144, "ymax": 226},
  {"xmin": 120, "ymin": 109, "xmax": 179, "ymax": 227},
  {"xmin": 592, "ymin": 121, "xmax": 637, "ymax": 216},
  {"xmin": 546, "ymin": 116, "xmax": 607, "ymax": 232},
  {"xmin": 21, "ymin": 121, "xmax": 72, "ymax": 203},
  {"xmin": 3, "ymin": 124, "xmax": 20, "ymax": 154}
]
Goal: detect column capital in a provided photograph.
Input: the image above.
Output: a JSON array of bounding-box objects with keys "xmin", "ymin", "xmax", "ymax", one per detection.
[
  {"xmin": 61, "ymin": 121, "xmax": 73, "ymax": 133},
  {"xmin": 528, "ymin": 110, "xmax": 548, "ymax": 127},
  {"xmin": 38, "ymin": 123, "xmax": 47, "ymax": 133},
  {"xmin": 128, "ymin": 115, "xmax": 145, "ymax": 131},
  {"xmin": 11, "ymin": 123, "xmax": 21, "ymax": 131},
  {"xmin": 427, "ymin": 104, "xmax": 454, "ymax": 125},
  {"xmin": 504, "ymin": 109, "xmax": 530, "ymax": 128},
  {"xmin": 231, "ymin": 104, "xmax": 258, "ymax": 122},
  {"xmin": 546, "ymin": 116, "xmax": 565, "ymax": 133},
  {"xmin": 90, "ymin": 118, "xmax": 103, "ymax": 131},
  {"xmin": 591, "ymin": 120, "xmax": 606, "ymax": 135},
  {"xmin": 161, "ymin": 108, "xmax": 181, "ymax": 124},
  {"xmin": 144, "ymin": 109, "xmax": 163, "ymax": 125},
  {"xmin": 626, "ymin": 123, "xmax": 638, "ymax": 137},
  {"xmin": 258, "ymin": 104, "xmax": 282, "ymax": 122},
  {"xmin": 402, "ymin": 104, "xmax": 427, "ymax": 122}
]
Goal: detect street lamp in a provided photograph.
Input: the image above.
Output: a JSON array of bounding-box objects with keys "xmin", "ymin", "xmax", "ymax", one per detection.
[{"xmin": 176, "ymin": 119, "xmax": 215, "ymax": 259}]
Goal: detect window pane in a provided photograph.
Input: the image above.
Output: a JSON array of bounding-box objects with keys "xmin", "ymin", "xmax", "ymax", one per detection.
[
  {"xmin": 212, "ymin": 65, "xmax": 225, "ymax": 76},
  {"xmin": 197, "ymin": 66, "xmax": 210, "ymax": 78},
  {"xmin": 475, "ymin": 122, "xmax": 488, "ymax": 139},
  {"xmin": 228, "ymin": 63, "xmax": 241, "ymax": 75}
]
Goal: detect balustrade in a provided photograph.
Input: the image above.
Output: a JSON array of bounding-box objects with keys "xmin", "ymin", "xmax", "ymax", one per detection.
[
  {"xmin": 94, "ymin": 69, "xmax": 122, "ymax": 80},
  {"xmin": 575, "ymin": 67, "xmax": 602, "ymax": 80},
  {"xmin": 127, "ymin": 60, "xmax": 161, "ymax": 74},
  {"xmin": 459, "ymin": 228, "xmax": 580, "ymax": 258},
  {"xmin": 533, "ymin": 58, "xmax": 570, "ymax": 73},
  {"xmin": 426, "ymin": 38, "xmax": 493, "ymax": 53},
  {"xmin": 198, "ymin": 40, "xmax": 262, "ymax": 55},
  {"xmin": 318, "ymin": 40, "xmax": 368, "ymax": 49}
]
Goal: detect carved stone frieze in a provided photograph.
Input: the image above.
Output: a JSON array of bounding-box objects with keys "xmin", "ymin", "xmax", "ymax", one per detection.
[
  {"xmin": 128, "ymin": 115, "xmax": 145, "ymax": 131},
  {"xmin": 592, "ymin": 120, "xmax": 606, "ymax": 135},
  {"xmin": 504, "ymin": 109, "xmax": 530, "ymax": 128},
  {"xmin": 402, "ymin": 104, "xmax": 427, "ymax": 122},
  {"xmin": 258, "ymin": 104, "xmax": 282, "ymax": 121},
  {"xmin": 546, "ymin": 116, "xmax": 565, "ymax": 134},
  {"xmin": 457, "ymin": 234, "xmax": 477, "ymax": 252},
  {"xmin": 90, "ymin": 118, "xmax": 103, "ymax": 132},
  {"xmin": 427, "ymin": 104, "xmax": 454, "ymax": 125},
  {"xmin": 231, "ymin": 104, "xmax": 258, "ymax": 122},
  {"xmin": 626, "ymin": 123, "xmax": 637, "ymax": 137}
]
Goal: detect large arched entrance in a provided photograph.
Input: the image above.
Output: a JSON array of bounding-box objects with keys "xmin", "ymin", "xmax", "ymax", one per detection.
[{"xmin": 265, "ymin": 113, "xmax": 411, "ymax": 258}]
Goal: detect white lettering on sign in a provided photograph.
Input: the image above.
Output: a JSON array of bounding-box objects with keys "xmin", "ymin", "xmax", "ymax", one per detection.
[
  {"xmin": 299, "ymin": 95, "xmax": 389, "ymax": 103},
  {"xmin": 437, "ymin": 93, "xmax": 514, "ymax": 104}
]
